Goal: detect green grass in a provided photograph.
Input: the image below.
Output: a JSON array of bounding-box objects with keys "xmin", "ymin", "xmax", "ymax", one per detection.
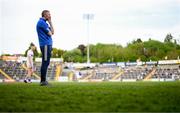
[{"xmin": 0, "ymin": 81, "xmax": 180, "ymax": 112}]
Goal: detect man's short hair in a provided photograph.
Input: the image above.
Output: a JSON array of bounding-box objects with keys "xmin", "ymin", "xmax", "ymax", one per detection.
[{"xmin": 41, "ymin": 10, "xmax": 49, "ymax": 17}]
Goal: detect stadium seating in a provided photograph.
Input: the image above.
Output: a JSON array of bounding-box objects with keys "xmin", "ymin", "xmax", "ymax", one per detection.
[
  {"xmin": 0, "ymin": 60, "xmax": 179, "ymax": 82},
  {"xmin": 0, "ymin": 73, "xmax": 5, "ymax": 79},
  {"xmin": 152, "ymin": 65, "xmax": 180, "ymax": 80},
  {"xmin": 77, "ymin": 65, "xmax": 120, "ymax": 81},
  {"xmin": 0, "ymin": 61, "xmax": 58, "ymax": 81},
  {"xmin": 34, "ymin": 62, "xmax": 57, "ymax": 80},
  {"xmin": 0, "ymin": 61, "xmax": 27, "ymax": 80},
  {"xmin": 118, "ymin": 66, "xmax": 153, "ymax": 81}
]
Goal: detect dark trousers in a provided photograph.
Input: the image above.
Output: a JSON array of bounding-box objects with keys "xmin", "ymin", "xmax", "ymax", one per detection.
[{"xmin": 40, "ymin": 45, "xmax": 52, "ymax": 82}]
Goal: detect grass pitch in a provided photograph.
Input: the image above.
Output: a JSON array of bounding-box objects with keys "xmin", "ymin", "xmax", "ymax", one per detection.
[{"xmin": 0, "ymin": 81, "xmax": 180, "ymax": 112}]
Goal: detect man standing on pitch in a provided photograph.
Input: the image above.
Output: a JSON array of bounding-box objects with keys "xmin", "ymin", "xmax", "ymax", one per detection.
[{"xmin": 36, "ymin": 10, "xmax": 54, "ymax": 86}]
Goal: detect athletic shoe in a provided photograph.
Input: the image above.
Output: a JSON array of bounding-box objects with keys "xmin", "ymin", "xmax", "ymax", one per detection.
[
  {"xmin": 28, "ymin": 79, "xmax": 32, "ymax": 83},
  {"xmin": 40, "ymin": 81, "xmax": 49, "ymax": 86},
  {"xmin": 24, "ymin": 79, "xmax": 28, "ymax": 83}
]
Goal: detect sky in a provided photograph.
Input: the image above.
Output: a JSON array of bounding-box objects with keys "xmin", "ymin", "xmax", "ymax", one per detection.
[{"xmin": 0, "ymin": 0, "xmax": 180, "ymax": 55}]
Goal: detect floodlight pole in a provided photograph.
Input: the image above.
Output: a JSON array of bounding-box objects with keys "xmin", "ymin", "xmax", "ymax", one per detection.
[{"xmin": 83, "ymin": 14, "xmax": 94, "ymax": 64}]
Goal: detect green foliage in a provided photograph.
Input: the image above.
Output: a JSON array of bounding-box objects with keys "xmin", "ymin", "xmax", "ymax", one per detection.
[
  {"xmin": 164, "ymin": 33, "xmax": 173, "ymax": 43},
  {"xmin": 63, "ymin": 49, "xmax": 83, "ymax": 62},
  {"xmin": 1, "ymin": 54, "xmax": 11, "ymax": 56},
  {"xmin": 78, "ymin": 44, "xmax": 86, "ymax": 56},
  {"xmin": 132, "ymin": 38, "xmax": 143, "ymax": 44},
  {"xmin": 52, "ymin": 48, "xmax": 64, "ymax": 58},
  {"xmin": 90, "ymin": 43, "xmax": 123, "ymax": 63},
  {"xmin": 24, "ymin": 34, "xmax": 180, "ymax": 62},
  {"xmin": 61, "ymin": 37, "xmax": 180, "ymax": 62}
]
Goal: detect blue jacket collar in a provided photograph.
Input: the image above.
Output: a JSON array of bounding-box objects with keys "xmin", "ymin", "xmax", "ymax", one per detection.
[{"xmin": 40, "ymin": 17, "xmax": 46, "ymax": 22}]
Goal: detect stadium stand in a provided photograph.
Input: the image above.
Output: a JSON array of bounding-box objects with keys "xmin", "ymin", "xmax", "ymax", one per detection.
[
  {"xmin": 0, "ymin": 61, "xmax": 26, "ymax": 80},
  {"xmin": 34, "ymin": 62, "xmax": 57, "ymax": 80},
  {"xmin": 71, "ymin": 64, "xmax": 176, "ymax": 82},
  {"xmin": 0, "ymin": 60, "xmax": 179, "ymax": 82},
  {"xmin": 0, "ymin": 73, "xmax": 5, "ymax": 79},
  {"xmin": 119, "ymin": 66, "xmax": 153, "ymax": 81},
  {"xmin": 76, "ymin": 65, "xmax": 120, "ymax": 81},
  {"xmin": 0, "ymin": 61, "xmax": 60, "ymax": 81},
  {"xmin": 152, "ymin": 65, "xmax": 180, "ymax": 80}
]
